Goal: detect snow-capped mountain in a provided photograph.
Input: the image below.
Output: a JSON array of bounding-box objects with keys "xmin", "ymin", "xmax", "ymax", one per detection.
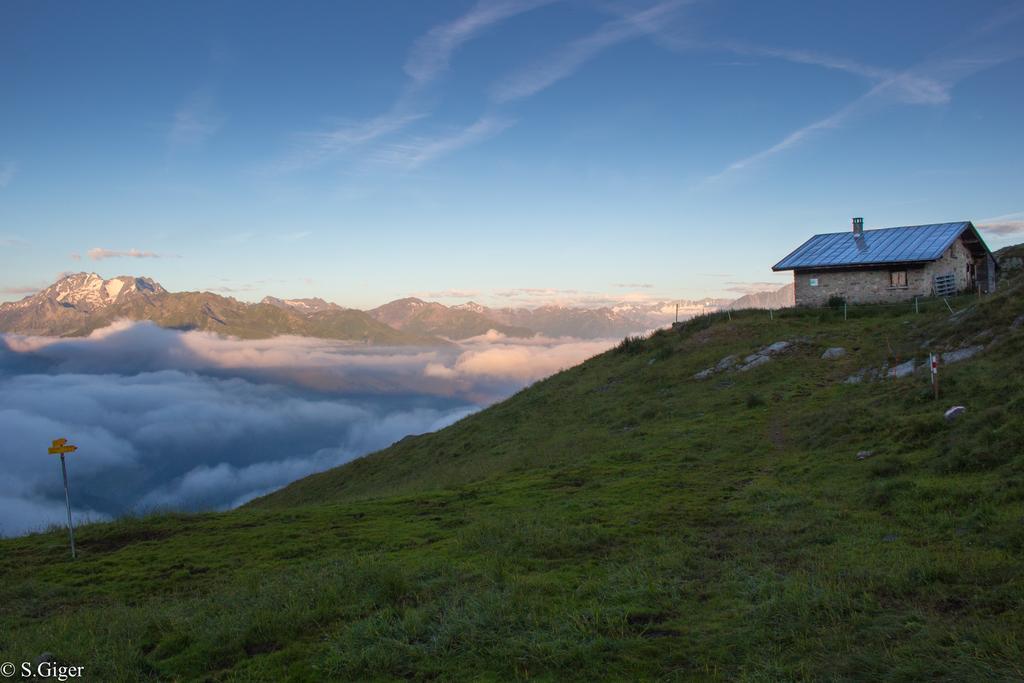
[
  {"xmin": 5, "ymin": 272, "xmax": 166, "ymax": 313},
  {"xmin": 260, "ymin": 296, "xmax": 344, "ymax": 313},
  {"xmin": 450, "ymin": 301, "xmax": 490, "ymax": 316}
]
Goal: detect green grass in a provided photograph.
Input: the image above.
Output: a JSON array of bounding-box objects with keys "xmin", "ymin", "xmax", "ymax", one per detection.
[{"xmin": 2, "ymin": 263, "xmax": 1024, "ymax": 681}]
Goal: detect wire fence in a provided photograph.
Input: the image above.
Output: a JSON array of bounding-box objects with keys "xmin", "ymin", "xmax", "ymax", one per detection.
[{"xmin": 676, "ymin": 290, "xmax": 991, "ymax": 327}]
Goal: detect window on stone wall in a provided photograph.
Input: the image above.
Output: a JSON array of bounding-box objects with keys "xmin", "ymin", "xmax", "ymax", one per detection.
[{"xmin": 889, "ymin": 270, "xmax": 908, "ymax": 288}]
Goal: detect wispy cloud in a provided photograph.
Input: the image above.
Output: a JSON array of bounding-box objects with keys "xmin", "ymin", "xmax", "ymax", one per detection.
[
  {"xmin": 494, "ymin": 287, "xmax": 580, "ymax": 298},
  {"xmin": 486, "ymin": 285, "xmax": 728, "ymax": 309},
  {"xmin": 169, "ymin": 86, "xmax": 225, "ymax": 148},
  {"xmin": 370, "ymin": 116, "xmax": 514, "ymax": 170},
  {"xmin": 406, "ymin": 0, "xmax": 557, "ymax": 86},
  {"xmin": 276, "ymin": 0, "xmax": 552, "ymax": 174},
  {"xmin": 492, "ymin": 287, "xmax": 647, "ymax": 308},
  {"xmin": 717, "ymin": 41, "xmax": 967, "ymax": 105},
  {"xmin": 612, "ymin": 283, "xmax": 654, "ymax": 289},
  {"xmin": 1, "ymin": 285, "xmax": 40, "ymax": 296},
  {"xmin": 413, "ymin": 289, "xmax": 481, "ymax": 299},
  {"xmin": 977, "ymin": 212, "xmax": 1024, "ymax": 236},
  {"xmin": 0, "ymin": 236, "xmax": 28, "ymax": 247},
  {"xmin": 274, "ymin": 110, "xmax": 428, "ymax": 173},
  {"xmin": 217, "ymin": 232, "xmax": 256, "ymax": 245},
  {"xmin": 0, "ymin": 161, "xmax": 17, "ymax": 188},
  {"xmin": 703, "ymin": 110, "xmax": 846, "ymax": 184},
  {"xmin": 206, "ymin": 284, "xmax": 257, "ymax": 294},
  {"xmin": 724, "ymin": 280, "xmax": 790, "ymax": 294},
  {"xmin": 492, "ymin": 0, "xmax": 686, "ymax": 103},
  {"xmin": 718, "ymin": 42, "xmax": 898, "ymax": 82},
  {"xmin": 87, "ymin": 248, "xmax": 166, "ymax": 261},
  {"xmin": 702, "ymin": 42, "xmax": 1022, "ymax": 185},
  {"xmin": 980, "ymin": 221, "xmax": 1024, "ymax": 236}
]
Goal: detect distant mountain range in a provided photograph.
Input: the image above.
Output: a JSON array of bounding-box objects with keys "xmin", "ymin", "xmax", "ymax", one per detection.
[
  {"xmin": 0, "ymin": 273, "xmax": 443, "ymax": 345},
  {"xmin": 0, "ymin": 273, "xmax": 792, "ymax": 343},
  {"xmin": 368, "ymin": 298, "xmax": 535, "ymax": 340},
  {"xmin": 726, "ymin": 283, "xmax": 795, "ymax": 310}
]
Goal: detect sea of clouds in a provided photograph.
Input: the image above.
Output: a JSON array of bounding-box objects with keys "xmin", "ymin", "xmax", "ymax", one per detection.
[{"xmin": 0, "ymin": 321, "xmax": 613, "ymax": 536}]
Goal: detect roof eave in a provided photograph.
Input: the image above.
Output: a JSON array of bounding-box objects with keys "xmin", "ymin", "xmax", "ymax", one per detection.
[{"xmin": 776, "ymin": 259, "xmax": 936, "ymax": 272}]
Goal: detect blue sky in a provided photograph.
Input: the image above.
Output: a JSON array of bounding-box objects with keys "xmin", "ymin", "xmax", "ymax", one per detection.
[{"xmin": 1, "ymin": 0, "xmax": 1022, "ymax": 308}]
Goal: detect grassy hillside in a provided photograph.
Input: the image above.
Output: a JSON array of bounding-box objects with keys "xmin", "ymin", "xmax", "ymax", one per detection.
[{"xmin": 2, "ymin": 260, "xmax": 1023, "ymax": 681}]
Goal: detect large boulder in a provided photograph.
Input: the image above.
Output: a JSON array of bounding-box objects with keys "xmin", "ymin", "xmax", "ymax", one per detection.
[
  {"xmin": 738, "ymin": 355, "xmax": 771, "ymax": 372},
  {"xmin": 715, "ymin": 355, "xmax": 739, "ymax": 371},
  {"xmin": 889, "ymin": 360, "xmax": 917, "ymax": 379},
  {"xmin": 762, "ymin": 341, "xmax": 791, "ymax": 355},
  {"xmin": 942, "ymin": 346, "xmax": 983, "ymax": 364}
]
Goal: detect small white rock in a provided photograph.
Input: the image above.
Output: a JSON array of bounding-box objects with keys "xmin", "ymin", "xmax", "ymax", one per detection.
[{"xmin": 944, "ymin": 406, "xmax": 966, "ymax": 421}]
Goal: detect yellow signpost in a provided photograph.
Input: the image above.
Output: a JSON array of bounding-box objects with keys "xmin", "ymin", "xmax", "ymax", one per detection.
[{"xmin": 47, "ymin": 438, "xmax": 79, "ymax": 559}]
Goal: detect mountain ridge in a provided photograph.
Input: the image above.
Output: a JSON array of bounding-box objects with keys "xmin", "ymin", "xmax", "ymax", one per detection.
[
  {"xmin": 2, "ymin": 272, "xmax": 753, "ymax": 342},
  {"xmin": 368, "ymin": 297, "xmax": 535, "ymax": 340},
  {"xmin": 2, "ymin": 272, "xmax": 792, "ymax": 342},
  {"xmin": 0, "ymin": 273, "xmax": 445, "ymax": 345}
]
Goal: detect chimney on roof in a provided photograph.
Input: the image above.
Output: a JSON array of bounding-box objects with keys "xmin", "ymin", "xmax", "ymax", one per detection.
[{"xmin": 852, "ymin": 217, "xmax": 864, "ymax": 236}]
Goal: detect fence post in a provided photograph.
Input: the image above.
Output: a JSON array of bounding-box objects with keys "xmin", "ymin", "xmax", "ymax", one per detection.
[
  {"xmin": 914, "ymin": 297, "xmax": 919, "ymax": 314},
  {"xmin": 843, "ymin": 302, "xmax": 847, "ymax": 320}
]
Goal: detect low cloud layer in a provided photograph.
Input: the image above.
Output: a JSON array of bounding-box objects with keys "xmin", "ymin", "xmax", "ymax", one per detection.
[
  {"xmin": 0, "ymin": 322, "xmax": 612, "ymax": 536},
  {"xmin": 87, "ymin": 248, "xmax": 165, "ymax": 261}
]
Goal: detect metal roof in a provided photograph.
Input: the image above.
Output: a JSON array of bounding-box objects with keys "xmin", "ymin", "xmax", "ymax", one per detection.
[{"xmin": 772, "ymin": 221, "xmax": 981, "ymax": 271}]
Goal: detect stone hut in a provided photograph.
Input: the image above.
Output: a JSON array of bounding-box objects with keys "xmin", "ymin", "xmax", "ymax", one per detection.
[{"xmin": 772, "ymin": 219, "xmax": 997, "ymax": 307}]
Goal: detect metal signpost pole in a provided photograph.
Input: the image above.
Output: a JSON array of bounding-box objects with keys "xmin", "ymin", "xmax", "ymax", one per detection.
[
  {"xmin": 47, "ymin": 438, "xmax": 79, "ymax": 559},
  {"xmin": 60, "ymin": 453, "xmax": 76, "ymax": 559}
]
